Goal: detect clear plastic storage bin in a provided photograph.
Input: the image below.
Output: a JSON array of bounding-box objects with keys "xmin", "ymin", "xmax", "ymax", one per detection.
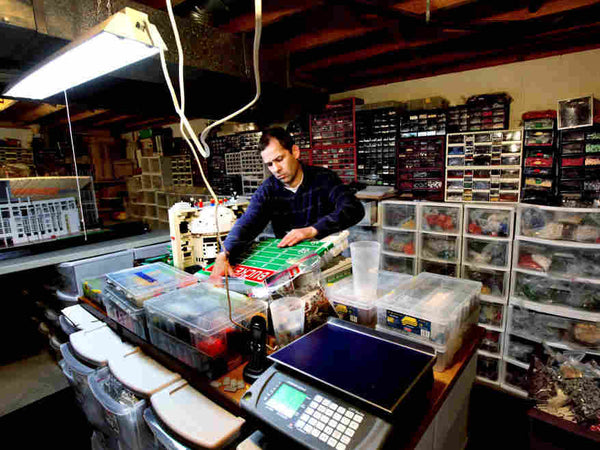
[
  {"xmin": 377, "ymin": 273, "xmax": 481, "ymax": 370},
  {"xmin": 420, "ymin": 234, "xmax": 461, "ymax": 263},
  {"xmin": 106, "ymin": 263, "xmax": 198, "ymax": 307},
  {"xmin": 57, "ymin": 250, "xmax": 134, "ymax": 297},
  {"xmin": 462, "ymin": 266, "xmax": 509, "ymax": 300},
  {"xmin": 464, "ymin": 205, "xmax": 514, "ymax": 238},
  {"xmin": 326, "ymin": 271, "xmax": 412, "ymax": 327},
  {"xmin": 480, "ymin": 329, "xmax": 503, "ymax": 355},
  {"xmin": 381, "ymin": 201, "xmax": 417, "ymax": 230},
  {"xmin": 103, "ymin": 289, "xmax": 148, "ymax": 340},
  {"xmin": 144, "ymin": 284, "xmax": 267, "ymax": 375},
  {"xmin": 477, "ymin": 355, "xmax": 500, "ymax": 382},
  {"xmin": 83, "ymin": 276, "xmax": 106, "ymax": 305},
  {"xmin": 89, "ymin": 367, "xmax": 155, "ymax": 450},
  {"xmin": 479, "ymin": 301, "xmax": 505, "ymax": 328},
  {"xmin": 381, "ymin": 253, "xmax": 416, "ymax": 275},
  {"xmin": 419, "ymin": 260, "xmax": 458, "ymax": 278},
  {"xmin": 463, "ymin": 237, "xmax": 510, "ymax": 269},
  {"xmin": 419, "ymin": 203, "xmax": 462, "ymax": 235},
  {"xmin": 381, "ymin": 229, "xmax": 417, "ymax": 256},
  {"xmin": 517, "ymin": 204, "xmax": 600, "ymax": 243}
]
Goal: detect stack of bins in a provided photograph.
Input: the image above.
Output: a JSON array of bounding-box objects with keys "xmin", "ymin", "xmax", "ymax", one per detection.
[
  {"xmin": 89, "ymin": 367, "xmax": 157, "ymax": 450},
  {"xmin": 375, "ymin": 273, "xmax": 481, "ymax": 371},
  {"xmin": 379, "ymin": 200, "xmax": 419, "ymax": 275},
  {"xmin": 144, "ymin": 283, "xmax": 267, "ymax": 379},
  {"xmin": 103, "ymin": 263, "xmax": 198, "ymax": 340},
  {"xmin": 461, "ymin": 204, "xmax": 515, "ymax": 387}
]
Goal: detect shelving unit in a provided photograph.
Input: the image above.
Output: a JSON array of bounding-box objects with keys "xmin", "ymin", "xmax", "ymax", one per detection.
[
  {"xmin": 521, "ymin": 111, "xmax": 558, "ymax": 204},
  {"xmin": 445, "ymin": 129, "xmax": 523, "ymax": 203},
  {"xmin": 397, "ymin": 136, "xmax": 445, "ymax": 201},
  {"xmin": 461, "ymin": 204, "xmax": 516, "ymax": 386},
  {"xmin": 417, "ymin": 202, "xmax": 463, "ymax": 277},
  {"xmin": 310, "ymin": 98, "xmax": 363, "ymax": 184},
  {"xmin": 355, "ymin": 106, "xmax": 399, "ymax": 186},
  {"xmin": 500, "ymin": 203, "xmax": 600, "ymax": 396},
  {"xmin": 379, "ymin": 200, "xmax": 418, "ymax": 275}
]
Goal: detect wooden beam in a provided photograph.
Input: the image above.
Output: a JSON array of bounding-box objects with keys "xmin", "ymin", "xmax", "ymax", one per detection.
[
  {"xmin": 474, "ymin": 0, "xmax": 600, "ymax": 22},
  {"xmin": 221, "ymin": 0, "xmax": 323, "ymax": 33},
  {"xmin": 92, "ymin": 114, "xmax": 136, "ymax": 127},
  {"xmin": 17, "ymin": 103, "xmax": 65, "ymax": 123},
  {"xmin": 279, "ymin": 25, "xmax": 381, "ymax": 53},
  {"xmin": 392, "ymin": 0, "xmax": 476, "ymax": 15},
  {"xmin": 55, "ymin": 109, "xmax": 109, "ymax": 125}
]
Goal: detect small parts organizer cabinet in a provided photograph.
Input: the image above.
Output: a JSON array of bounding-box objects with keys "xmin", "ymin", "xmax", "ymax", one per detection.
[
  {"xmin": 397, "ymin": 136, "xmax": 445, "ymax": 201},
  {"xmin": 461, "ymin": 204, "xmax": 516, "ymax": 387},
  {"xmin": 379, "ymin": 201, "xmax": 419, "ymax": 275},
  {"xmin": 445, "ymin": 129, "xmax": 523, "ymax": 203},
  {"xmin": 502, "ymin": 204, "xmax": 600, "ymax": 397}
]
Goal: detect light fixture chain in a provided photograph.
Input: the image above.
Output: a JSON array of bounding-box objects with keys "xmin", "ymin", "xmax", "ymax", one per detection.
[
  {"xmin": 106, "ymin": 0, "xmax": 111, "ymax": 16},
  {"xmin": 96, "ymin": 0, "xmax": 101, "ymax": 20}
]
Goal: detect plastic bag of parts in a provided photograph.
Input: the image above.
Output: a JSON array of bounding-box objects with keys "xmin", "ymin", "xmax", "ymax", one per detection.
[
  {"xmin": 467, "ymin": 210, "xmax": 511, "ymax": 237},
  {"xmin": 466, "ymin": 240, "xmax": 507, "ymax": 267},
  {"xmin": 520, "ymin": 207, "xmax": 600, "ymax": 243},
  {"xmin": 515, "ymin": 273, "xmax": 600, "ymax": 312}
]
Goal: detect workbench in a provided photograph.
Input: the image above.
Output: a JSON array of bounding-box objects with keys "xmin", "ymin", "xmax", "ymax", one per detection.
[{"xmin": 79, "ymin": 297, "xmax": 483, "ymax": 450}]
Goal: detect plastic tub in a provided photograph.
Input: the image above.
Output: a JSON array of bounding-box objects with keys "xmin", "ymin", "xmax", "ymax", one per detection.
[
  {"xmin": 57, "ymin": 250, "xmax": 134, "ymax": 297},
  {"xmin": 70, "ymin": 325, "xmax": 136, "ymax": 367},
  {"xmin": 326, "ymin": 271, "xmax": 412, "ymax": 327},
  {"xmin": 143, "ymin": 408, "xmax": 189, "ymax": 450},
  {"xmin": 59, "ymin": 343, "xmax": 108, "ymax": 433},
  {"xmin": 270, "ymin": 297, "xmax": 305, "ymax": 346},
  {"xmin": 88, "ymin": 367, "xmax": 155, "ymax": 450},
  {"xmin": 83, "ymin": 276, "xmax": 107, "ymax": 305},
  {"xmin": 103, "ymin": 288, "xmax": 148, "ymax": 340},
  {"xmin": 106, "ymin": 263, "xmax": 198, "ymax": 307},
  {"xmin": 133, "ymin": 243, "xmax": 170, "ymax": 263},
  {"xmin": 144, "ymin": 283, "xmax": 267, "ymax": 375},
  {"xmin": 376, "ymin": 273, "xmax": 481, "ymax": 370}
]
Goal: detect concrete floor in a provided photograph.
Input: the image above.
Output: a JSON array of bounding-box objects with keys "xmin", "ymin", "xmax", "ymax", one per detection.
[{"xmin": 0, "ymin": 349, "xmax": 68, "ymax": 417}]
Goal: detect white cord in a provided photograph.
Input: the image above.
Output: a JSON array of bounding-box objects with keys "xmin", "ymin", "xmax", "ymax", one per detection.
[{"xmin": 64, "ymin": 90, "xmax": 88, "ymax": 240}]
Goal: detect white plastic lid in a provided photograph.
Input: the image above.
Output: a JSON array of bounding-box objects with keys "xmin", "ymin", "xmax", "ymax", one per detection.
[
  {"xmin": 61, "ymin": 305, "xmax": 102, "ymax": 330},
  {"xmin": 326, "ymin": 271, "xmax": 413, "ymax": 309},
  {"xmin": 151, "ymin": 379, "xmax": 245, "ymax": 448},
  {"xmin": 108, "ymin": 348, "xmax": 181, "ymax": 397},
  {"xmin": 70, "ymin": 324, "xmax": 136, "ymax": 366},
  {"xmin": 379, "ymin": 272, "xmax": 482, "ymax": 326}
]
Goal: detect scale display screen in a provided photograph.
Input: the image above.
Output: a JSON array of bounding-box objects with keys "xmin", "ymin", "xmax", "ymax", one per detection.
[{"xmin": 265, "ymin": 383, "xmax": 307, "ymax": 419}]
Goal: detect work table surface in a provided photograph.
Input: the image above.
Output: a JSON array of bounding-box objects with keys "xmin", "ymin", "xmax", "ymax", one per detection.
[
  {"xmin": 80, "ymin": 297, "xmax": 483, "ymax": 448},
  {"xmin": 0, "ymin": 230, "xmax": 169, "ymax": 275}
]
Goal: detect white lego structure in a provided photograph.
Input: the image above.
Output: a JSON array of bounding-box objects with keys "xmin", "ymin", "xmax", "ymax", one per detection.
[
  {"xmin": 169, "ymin": 201, "xmax": 238, "ymax": 271},
  {"xmin": 0, "ymin": 197, "xmax": 81, "ymax": 248}
]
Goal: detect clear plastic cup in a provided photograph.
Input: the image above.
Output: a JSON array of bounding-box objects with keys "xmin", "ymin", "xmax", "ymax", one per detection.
[
  {"xmin": 350, "ymin": 241, "xmax": 381, "ymax": 298},
  {"xmin": 270, "ymin": 296, "xmax": 305, "ymax": 346}
]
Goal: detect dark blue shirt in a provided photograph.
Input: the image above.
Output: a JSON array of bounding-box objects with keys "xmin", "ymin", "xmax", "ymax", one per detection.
[{"xmin": 223, "ymin": 164, "xmax": 365, "ymax": 258}]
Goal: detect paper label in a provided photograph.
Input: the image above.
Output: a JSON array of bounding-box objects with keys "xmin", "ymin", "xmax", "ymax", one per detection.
[{"xmin": 386, "ymin": 310, "xmax": 431, "ymax": 339}]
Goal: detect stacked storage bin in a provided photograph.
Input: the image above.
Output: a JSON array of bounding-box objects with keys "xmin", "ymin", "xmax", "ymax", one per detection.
[
  {"xmin": 418, "ymin": 202, "xmax": 463, "ymax": 277},
  {"xmin": 379, "ymin": 201, "xmax": 419, "ymax": 275},
  {"xmin": 461, "ymin": 205, "xmax": 516, "ymax": 386},
  {"xmin": 102, "ymin": 263, "xmax": 198, "ymax": 341},
  {"xmin": 504, "ymin": 204, "xmax": 600, "ymax": 397},
  {"xmin": 375, "ymin": 273, "xmax": 481, "ymax": 371}
]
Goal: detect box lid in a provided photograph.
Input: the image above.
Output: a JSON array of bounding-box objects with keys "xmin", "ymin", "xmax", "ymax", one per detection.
[
  {"xmin": 151, "ymin": 379, "xmax": 245, "ymax": 448},
  {"xmin": 105, "ymin": 262, "xmax": 197, "ymax": 305},
  {"xmin": 144, "ymin": 283, "xmax": 267, "ymax": 337},
  {"xmin": 108, "ymin": 348, "xmax": 181, "ymax": 397},
  {"xmin": 61, "ymin": 305, "xmax": 103, "ymax": 330},
  {"xmin": 326, "ymin": 271, "xmax": 413, "ymax": 310},
  {"xmin": 379, "ymin": 273, "xmax": 481, "ymax": 325},
  {"xmin": 70, "ymin": 324, "xmax": 136, "ymax": 366}
]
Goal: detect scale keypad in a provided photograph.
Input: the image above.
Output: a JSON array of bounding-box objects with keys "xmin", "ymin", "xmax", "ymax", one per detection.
[{"xmin": 295, "ymin": 395, "xmax": 364, "ymax": 449}]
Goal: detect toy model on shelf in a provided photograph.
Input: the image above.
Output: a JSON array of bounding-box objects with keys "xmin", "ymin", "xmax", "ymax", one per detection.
[
  {"xmin": 397, "ymin": 136, "xmax": 445, "ymax": 201},
  {"xmin": 355, "ymin": 106, "xmax": 399, "ymax": 186},
  {"xmin": 445, "ymin": 129, "xmax": 523, "ymax": 203},
  {"xmin": 500, "ymin": 204, "xmax": 600, "ymax": 397},
  {"xmin": 462, "ymin": 204, "xmax": 516, "ymax": 387},
  {"xmin": 310, "ymin": 98, "xmax": 363, "ymax": 184},
  {"xmin": 521, "ymin": 111, "xmax": 558, "ymax": 205}
]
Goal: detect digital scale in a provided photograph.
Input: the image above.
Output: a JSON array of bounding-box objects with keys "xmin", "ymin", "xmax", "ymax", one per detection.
[{"xmin": 240, "ymin": 319, "xmax": 436, "ymax": 450}]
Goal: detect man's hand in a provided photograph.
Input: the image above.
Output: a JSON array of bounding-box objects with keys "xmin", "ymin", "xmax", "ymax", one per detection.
[
  {"xmin": 278, "ymin": 226, "xmax": 318, "ymax": 248},
  {"xmin": 209, "ymin": 252, "xmax": 234, "ymax": 287}
]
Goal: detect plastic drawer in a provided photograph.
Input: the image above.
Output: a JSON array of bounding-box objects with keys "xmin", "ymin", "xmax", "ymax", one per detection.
[
  {"xmin": 463, "ymin": 237, "xmax": 510, "ymax": 269},
  {"xmin": 420, "ymin": 234, "xmax": 461, "ymax": 263},
  {"xmin": 419, "ymin": 260, "xmax": 458, "ymax": 278},
  {"xmin": 517, "ymin": 204, "xmax": 600, "ymax": 243},
  {"xmin": 380, "ymin": 201, "xmax": 417, "ymax": 230},
  {"xmin": 480, "ymin": 329, "xmax": 503, "ymax": 355},
  {"xmin": 464, "ymin": 204, "xmax": 514, "ymax": 238},
  {"xmin": 381, "ymin": 253, "xmax": 416, "ymax": 275},
  {"xmin": 479, "ymin": 301, "xmax": 505, "ymax": 328},
  {"xmin": 381, "ymin": 229, "xmax": 416, "ymax": 256},
  {"xmin": 419, "ymin": 203, "xmax": 462, "ymax": 235},
  {"xmin": 477, "ymin": 354, "xmax": 500, "ymax": 382},
  {"xmin": 462, "ymin": 266, "xmax": 509, "ymax": 300}
]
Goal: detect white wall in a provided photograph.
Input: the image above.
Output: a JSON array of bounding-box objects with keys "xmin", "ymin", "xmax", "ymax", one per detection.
[{"xmin": 331, "ymin": 48, "xmax": 600, "ymax": 128}]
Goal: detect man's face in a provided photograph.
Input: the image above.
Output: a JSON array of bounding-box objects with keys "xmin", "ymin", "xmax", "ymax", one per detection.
[{"xmin": 261, "ymin": 138, "xmax": 301, "ymax": 186}]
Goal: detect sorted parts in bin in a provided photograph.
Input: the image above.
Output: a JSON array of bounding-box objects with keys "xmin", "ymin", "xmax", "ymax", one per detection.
[
  {"xmin": 151, "ymin": 379, "xmax": 245, "ymax": 449},
  {"xmin": 70, "ymin": 324, "xmax": 136, "ymax": 366},
  {"xmin": 518, "ymin": 204, "xmax": 600, "ymax": 243},
  {"xmin": 106, "ymin": 263, "xmax": 198, "ymax": 307},
  {"xmin": 108, "ymin": 348, "xmax": 181, "ymax": 397}
]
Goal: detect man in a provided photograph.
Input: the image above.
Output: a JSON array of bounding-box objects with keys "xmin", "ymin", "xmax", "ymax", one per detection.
[{"xmin": 209, "ymin": 127, "xmax": 365, "ymax": 285}]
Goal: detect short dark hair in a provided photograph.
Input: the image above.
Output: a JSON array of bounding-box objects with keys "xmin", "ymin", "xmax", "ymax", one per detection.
[{"xmin": 259, "ymin": 127, "xmax": 295, "ymax": 152}]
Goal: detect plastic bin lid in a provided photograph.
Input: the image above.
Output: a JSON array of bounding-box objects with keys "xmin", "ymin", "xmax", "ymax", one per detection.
[
  {"xmin": 144, "ymin": 283, "xmax": 267, "ymax": 337},
  {"xmin": 105, "ymin": 263, "xmax": 198, "ymax": 304},
  {"xmin": 61, "ymin": 305, "xmax": 103, "ymax": 330},
  {"xmin": 326, "ymin": 271, "xmax": 413, "ymax": 309},
  {"xmin": 59, "ymin": 343, "xmax": 96, "ymax": 375},
  {"xmin": 379, "ymin": 272, "xmax": 482, "ymax": 325},
  {"xmin": 151, "ymin": 379, "xmax": 245, "ymax": 448},
  {"xmin": 108, "ymin": 348, "xmax": 181, "ymax": 397},
  {"xmin": 70, "ymin": 324, "xmax": 136, "ymax": 366}
]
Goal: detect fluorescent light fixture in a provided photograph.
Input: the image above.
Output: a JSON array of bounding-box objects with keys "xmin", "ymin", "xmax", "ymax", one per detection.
[{"xmin": 4, "ymin": 8, "xmax": 166, "ymax": 100}]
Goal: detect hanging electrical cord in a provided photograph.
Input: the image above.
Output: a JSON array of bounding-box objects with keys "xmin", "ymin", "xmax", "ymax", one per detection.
[
  {"xmin": 150, "ymin": 0, "xmax": 263, "ymax": 332},
  {"xmin": 64, "ymin": 90, "xmax": 88, "ymax": 241}
]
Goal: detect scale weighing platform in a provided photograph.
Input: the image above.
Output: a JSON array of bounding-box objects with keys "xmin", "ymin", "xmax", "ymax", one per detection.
[{"xmin": 240, "ymin": 319, "xmax": 436, "ymax": 450}]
